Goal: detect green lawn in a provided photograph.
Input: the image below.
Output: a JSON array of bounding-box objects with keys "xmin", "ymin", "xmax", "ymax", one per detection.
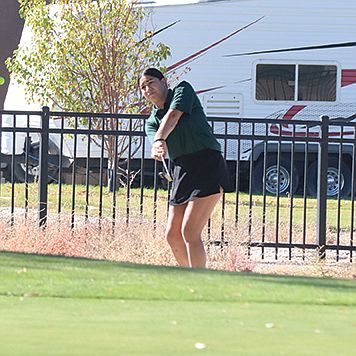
[{"xmin": 1, "ymin": 251, "xmax": 356, "ymax": 355}]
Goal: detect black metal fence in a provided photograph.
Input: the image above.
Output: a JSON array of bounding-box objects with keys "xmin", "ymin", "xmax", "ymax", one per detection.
[{"xmin": 1, "ymin": 107, "xmax": 356, "ymax": 262}]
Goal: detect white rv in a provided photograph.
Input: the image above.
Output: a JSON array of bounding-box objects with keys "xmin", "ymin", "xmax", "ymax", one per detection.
[
  {"xmin": 143, "ymin": 0, "xmax": 356, "ymax": 196},
  {"xmin": 2, "ymin": 0, "xmax": 356, "ymax": 195},
  {"xmin": 147, "ymin": 0, "xmax": 355, "ymax": 117}
]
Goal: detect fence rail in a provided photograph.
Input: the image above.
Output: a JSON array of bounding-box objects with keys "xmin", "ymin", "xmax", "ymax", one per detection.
[{"xmin": 1, "ymin": 107, "xmax": 356, "ymax": 262}]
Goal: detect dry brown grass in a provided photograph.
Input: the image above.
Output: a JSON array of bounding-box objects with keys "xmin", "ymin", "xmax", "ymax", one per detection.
[
  {"xmin": 0, "ymin": 205, "xmax": 355, "ymax": 279},
  {"xmin": 0, "ymin": 208, "xmax": 174, "ymax": 266}
]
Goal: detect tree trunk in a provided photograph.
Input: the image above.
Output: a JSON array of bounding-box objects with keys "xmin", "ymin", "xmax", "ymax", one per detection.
[{"xmin": 0, "ymin": 1, "xmax": 25, "ymax": 109}]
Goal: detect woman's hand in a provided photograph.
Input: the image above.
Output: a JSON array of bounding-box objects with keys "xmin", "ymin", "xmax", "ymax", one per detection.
[
  {"xmin": 151, "ymin": 108, "xmax": 183, "ymax": 161},
  {"xmin": 151, "ymin": 140, "xmax": 167, "ymax": 161}
]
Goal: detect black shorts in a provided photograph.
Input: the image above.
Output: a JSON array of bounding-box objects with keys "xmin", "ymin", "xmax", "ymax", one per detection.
[{"xmin": 169, "ymin": 149, "xmax": 234, "ymax": 206}]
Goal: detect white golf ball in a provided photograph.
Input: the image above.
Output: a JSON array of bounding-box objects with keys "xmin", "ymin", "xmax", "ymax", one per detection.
[{"xmin": 195, "ymin": 342, "xmax": 206, "ymax": 349}]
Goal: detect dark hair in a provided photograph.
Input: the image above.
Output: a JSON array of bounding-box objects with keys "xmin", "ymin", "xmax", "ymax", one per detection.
[{"xmin": 138, "ymin": 68, "xmax": 165, "ymax": 86}]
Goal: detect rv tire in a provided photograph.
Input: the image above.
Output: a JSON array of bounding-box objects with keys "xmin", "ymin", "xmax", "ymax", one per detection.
[
  {"xmin": 13, "ymin": 162, "xmax": 58, "ymax": 184},
  {"xmin": 306, "ymin": 158, "xmax": 351, "ymax": 197},
  {"xmin": 252, "ymin": 156, "xmax": 299, "ymax": 195}
]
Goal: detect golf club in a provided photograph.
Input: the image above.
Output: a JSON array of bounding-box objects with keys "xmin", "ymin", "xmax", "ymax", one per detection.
[{"xmin": 159, "ymin": 155, "xmax": 173, "ymax": 182}]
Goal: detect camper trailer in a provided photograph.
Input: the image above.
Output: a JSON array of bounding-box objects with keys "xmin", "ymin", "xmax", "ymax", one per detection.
[
  {"xmin": 147, "ymin": 0, "xmax": 355, "ymax": 118},
  {"xmin": 2, "ymin": 0, "xmax": 356, "ymax": 194},
  {"xmin": 144, "ymin": 0, "xmax": 356, "ymax": 195}
]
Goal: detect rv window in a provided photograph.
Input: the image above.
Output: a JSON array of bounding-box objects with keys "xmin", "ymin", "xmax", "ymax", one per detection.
[
  {"xmin": 255, "ymin": 64, "xmax": 337, "ymax": 102},
  {"xmin": 255, "ymin": 64, "xmax": 295, "ymax": 101},
  {"xmin": 298, "ymin": 65, "xmax": 337, "ymax": 101}
]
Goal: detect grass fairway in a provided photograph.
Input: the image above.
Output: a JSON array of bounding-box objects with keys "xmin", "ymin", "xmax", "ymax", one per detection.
[{"xmin": 0, "ymin": 252, "xmax": 356, "ymax": 355}]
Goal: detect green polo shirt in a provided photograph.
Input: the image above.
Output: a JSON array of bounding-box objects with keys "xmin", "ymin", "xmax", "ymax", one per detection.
[{"xmin": 145, "ymin": 81, "xmax": 221, "ymax": 161}]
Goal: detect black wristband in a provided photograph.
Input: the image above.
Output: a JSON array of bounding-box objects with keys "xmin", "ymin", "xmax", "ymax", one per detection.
[{"xmin": 153, "ymin": 138, "xmax": 166, "ymax": 144}]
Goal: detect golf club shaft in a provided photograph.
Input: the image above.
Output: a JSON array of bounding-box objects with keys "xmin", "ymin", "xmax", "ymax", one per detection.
[{"xmin": 161, "ymin": 155, "xmax": 172, "ymax": 180}]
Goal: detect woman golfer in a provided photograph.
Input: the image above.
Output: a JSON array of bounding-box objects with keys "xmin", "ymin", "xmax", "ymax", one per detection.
[{"xmin": 139, "ymin": 68, "xmax": 233, "ymax": 268}]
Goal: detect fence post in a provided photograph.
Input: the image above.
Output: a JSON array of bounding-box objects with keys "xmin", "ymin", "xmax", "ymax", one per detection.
[
  {"xmin": 316, "ymin": 115, "xmax": 329, "ymax": 258},
  {"xmin": 38, "ymin": 106, "xmax": 49, "ymax": 228}
]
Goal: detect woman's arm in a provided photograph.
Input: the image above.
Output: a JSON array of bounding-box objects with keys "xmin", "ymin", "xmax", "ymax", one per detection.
[{"xmin": 151, "ymin": 108, "xmax": 183, "ymax": 160}]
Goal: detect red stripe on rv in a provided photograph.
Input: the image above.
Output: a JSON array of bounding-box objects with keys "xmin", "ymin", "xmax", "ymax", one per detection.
[
  {"xmin": 196, "ymin": 86, "xmax": 226, "ymax": 94},
  {"xmin": 166, "ymin": 16, "xmax": 264, "ymax": 73},
  {"xmin": 341, "ymin": 69, "xmax": 356, "ymax": 87},
  {"xmin": 280, "ymin": 105, "xmax": 306, "ymax": 127},
  {"xmin": 270, "ymin": 105, "xmax": 306, "ymax": 133},
  {"xmin": 282, "ymin": 105, "xmax": 307, "ymax": 120},
  {"xmin": 268, "ymin": 130, "xmax": 355, "ymax": 138}
]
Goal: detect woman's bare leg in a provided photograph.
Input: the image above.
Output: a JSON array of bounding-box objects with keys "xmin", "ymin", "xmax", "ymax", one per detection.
[
  {"xmin": 166, "ymin": 191, "xmax": 223, "ymax": 268},
  {"xmin": 182, "ymin": 192, "xmax": 223, "ymax": 268},
  {"xmin": 165, "ymin": 203, "xmax": 190, "ymax": 267}
]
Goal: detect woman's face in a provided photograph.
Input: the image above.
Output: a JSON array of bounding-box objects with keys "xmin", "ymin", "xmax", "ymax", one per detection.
[{"xmin": 139, "ymin": 74, "xmax": 168, "ymax": 108}]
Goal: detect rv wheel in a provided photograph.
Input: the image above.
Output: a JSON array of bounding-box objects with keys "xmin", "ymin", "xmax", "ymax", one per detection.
[
  {"xmin": 306, "ymin": 158, "xmax": 351, "ymax": 197},
  {"xmin": 13, "ymin": 162, "xmax": 58, "ymax": 184},
  {"xmin": 1, "ymin": 166, "xmax": 11, "ymax": 183},
  {"xmin": 252, "ymin": 156, "xmax": 299, "ymax": 195},
  {"xmin": 12, "ymin": 141, "xmax": 58, "ymax": 184}
]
